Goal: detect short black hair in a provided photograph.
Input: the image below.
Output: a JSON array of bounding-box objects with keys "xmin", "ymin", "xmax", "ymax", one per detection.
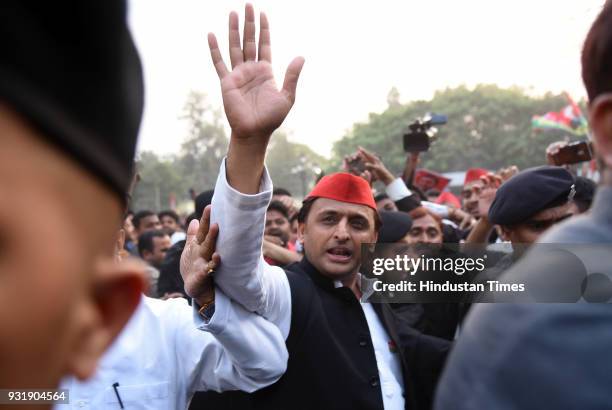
[
  {"xmin": 267, "ymin": 200, "xmax": 290, "ymax": 220},
  {"xmin": 582, "ymin": 1, "xmax": 612, "ymax": 102},
  {"xmin": 574, "ymin": 176, "xmax": 597, "ymax": 212},
  {"xmin": 133, "ymin": 210, "xmax": 155, "ymax": 230},
  {"xmin": 273, "ymin": 188, "xmax": 292, "ymax": 197},
  {"xmin": 374, "ymin": 193, "xmax": 389, "ymax": 203},
  {"xmin": 158, "ymin": 210, "xmax": 180, "ymax": 224},
  {"xmin": 297, "ymin": 197, "xmax": 381, "ymax": 231},
  {"xmin": 138, "ymin": 229, "xmax": 167, "ymax": 256}
]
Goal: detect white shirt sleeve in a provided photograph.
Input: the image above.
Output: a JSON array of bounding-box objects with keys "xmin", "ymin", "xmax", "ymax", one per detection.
[
  {"xmin": 385, "ymin": 177, "xmax": 413, "ymax": 201},
  {"xmin": 385, "ymin": 177, "xmax": 449, "ymax": 218},
  {"xmin": 182, "ymin": 289, "xmax": 289, "ymax": 394},
  {"xmin": 210, "ymin": 158, "xmax": 292, "ymax": 339}
]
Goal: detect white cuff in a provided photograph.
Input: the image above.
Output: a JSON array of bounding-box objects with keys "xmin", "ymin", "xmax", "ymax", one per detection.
[
  {"xmin": 215, "ymin": 157, "xmax": 273, "ymax": 209},
  {"xmin": 193, "ymin": 288, "xmax": 231, "ymax": 334},
  {"xmin": 422, "ymin": 201, "xmax": 449, "ymax": 218},
  {"xmin": 385, "ymin": 177, "xmax": 412, "ymax": 201}
]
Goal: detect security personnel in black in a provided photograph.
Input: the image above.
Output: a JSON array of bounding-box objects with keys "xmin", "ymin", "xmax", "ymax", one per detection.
[{"xmin": 461, "ymin": 165, "xmax": 579, "ymax": 314}]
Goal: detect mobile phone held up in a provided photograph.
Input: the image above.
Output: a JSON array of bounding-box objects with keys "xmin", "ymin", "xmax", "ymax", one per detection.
[
  {"xmin": 403, "ymin": 113, "xmax": 447, "ymax": 152},
  {"xmin": 551, "ymin": 141, "xmax": 593, "ymax": 166},
  {"xmin": 346, "ymin": 157, "xmax": 366, "ymax": 175}
]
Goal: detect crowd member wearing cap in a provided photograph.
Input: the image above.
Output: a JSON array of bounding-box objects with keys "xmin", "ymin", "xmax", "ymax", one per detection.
[
  {"xmin": 488, "ymin": 166, "xmax": 578, "ymax": 246},
  {"xmin": 0, "ymin": 1, "xmax": 290, "ymax": 405},
  {"xmin": 466, "ymin": 166, "xmax": 578, "ymax": 248},
  {"xmin": 359, "ymin": 147, "xmax": 475, "ymax": 232},
  {"xmin": 193, "ymin": 5, "xmax": 449, "ymax": 409},
  {"xmin": 0, "ymin": 0, "xmax": 149, "ymax": 392},
  {"xmin": 460, "ymin": 168, "xmax": 489, "ymax": 218},
  {"xmin": 436, "ymin": 4, "xmax": 612, "ymax": 408}
]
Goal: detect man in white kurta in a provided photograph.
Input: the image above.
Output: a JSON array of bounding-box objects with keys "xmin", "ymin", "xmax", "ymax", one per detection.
[{"xmin": 57, "ymin": 291, "xmax": 287, "ymax": 409}]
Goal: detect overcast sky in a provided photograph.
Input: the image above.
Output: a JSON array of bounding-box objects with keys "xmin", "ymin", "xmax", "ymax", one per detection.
[{"xmin": 128, "ymin": 0, "xmax": 604, "ymax": 158}]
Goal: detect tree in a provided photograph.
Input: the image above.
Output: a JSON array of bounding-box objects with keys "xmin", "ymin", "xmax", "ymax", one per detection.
[
  {"xmin": 266, "ymin": 132, "xmax": 328, "ymax": 198},
  {"xmin": 132, "ymin": 151, "xmax": 182, "ymax": 211},
  {"xmin": 176, "ymin": 91, "xmax": 229, "ymax": 194},
  {"xmin": 331, "ymin": 85, "xmax": 578, "ymax": 177}
]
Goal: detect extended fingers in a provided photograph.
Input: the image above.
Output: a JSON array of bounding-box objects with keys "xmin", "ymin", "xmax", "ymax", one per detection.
[
  {"xmin": 258, "ymin": 12, "xmax": 271, "ymax": 62},
  {"xmin": 208, "ymin": 33, "xmax": 229, "ymax": 79},
  {"xmin": 228, "ymin": 11, "xmax": 244, "ymax": 69},
  {"xmin": 243, "ymin": 4, "xmax": 256, "ymax": 61}
]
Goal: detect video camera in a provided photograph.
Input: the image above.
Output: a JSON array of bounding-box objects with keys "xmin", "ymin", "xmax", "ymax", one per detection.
[{"xmin": 402, "ymin": 113, "xmax": 447, "ymax": 152}]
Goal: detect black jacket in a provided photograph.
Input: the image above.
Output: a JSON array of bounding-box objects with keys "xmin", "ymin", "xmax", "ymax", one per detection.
[{"xmin": 192, "ymin": 258, "xmax": 451, "ymax": 410}]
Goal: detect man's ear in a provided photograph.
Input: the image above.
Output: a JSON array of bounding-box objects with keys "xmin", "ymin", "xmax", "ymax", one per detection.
[
  {"xmin": 589, "ymin": 94, "xmax": 612, "ymax": 168},
  {"xmin": 297, "ymin": 222, "xmax": 306, "ymax": 242},
  {"xmin": 66, "ymin": 258, "xmax": 145, "ymax": 380},
  {"xmin": 499, "ymin": 226, "xmax": 512, "ymax": 242}
]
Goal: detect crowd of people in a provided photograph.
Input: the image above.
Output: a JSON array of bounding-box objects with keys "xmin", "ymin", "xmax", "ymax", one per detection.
[{"xmin": 3, "ymin": 1, "xmax": 612, "ymax": 410}]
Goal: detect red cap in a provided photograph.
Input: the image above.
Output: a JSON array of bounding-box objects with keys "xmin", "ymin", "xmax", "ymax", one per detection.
[
  {"xmin": 464, "ymin": 168, "xmax": 488, "ymax": 185},
  {"xmin": 414, "ymin": 169, "xmax": 451, "ymax": 192},
  {"xmin": 434, "ymin": 191, "xmax": 461, "ymax": 208},
  {"xmin": 306, "ymin": 173, "xmax": 377, "ymax": 211}
]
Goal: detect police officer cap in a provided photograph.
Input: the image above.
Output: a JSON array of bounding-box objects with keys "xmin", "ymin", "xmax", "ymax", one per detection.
[
  {"xmin": 488, "ymin": 166, "xmax": 575, "ymax": 226},
  {"xmin": 378, "ymin": 211, "xmax": 413, "ymax": 243}
]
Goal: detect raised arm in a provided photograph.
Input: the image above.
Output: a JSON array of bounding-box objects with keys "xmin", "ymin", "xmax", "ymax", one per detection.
[{"xmin": 205, "ymin": 5, "xmax": 302, "ymax": 334}]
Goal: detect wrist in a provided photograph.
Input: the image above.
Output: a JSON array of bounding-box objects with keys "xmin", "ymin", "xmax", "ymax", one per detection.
[
  {"xmin": 381, "ymin": 171, "xmax": 395, "ymax": 186},
  {"xmin": 195, "ymin": 287, "xmax": 215, "ymax": 308}
]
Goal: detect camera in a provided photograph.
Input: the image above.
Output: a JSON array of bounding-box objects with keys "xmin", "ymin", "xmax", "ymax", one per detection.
[{"xmin": 402, "ymin": 113, "xmax": 447, "ymax": 152}]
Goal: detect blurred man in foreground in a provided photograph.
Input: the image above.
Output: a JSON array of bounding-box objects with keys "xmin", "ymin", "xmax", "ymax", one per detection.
[
  {"xmin": 0, "ymin": 0, "xmax": 146, "ymax": 395},
  {"xmin": 436, "ymin": 2, "xmax": 612, "ymax": 408}
]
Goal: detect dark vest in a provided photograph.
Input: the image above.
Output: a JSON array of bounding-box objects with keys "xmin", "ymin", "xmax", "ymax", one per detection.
[
  {"xmin": 249, "ymin": 257, "xmax": 401, "ymax": 410},
  {"xmin": 191, "ymin": 258, "xmax": 452, "ymax": 410}
]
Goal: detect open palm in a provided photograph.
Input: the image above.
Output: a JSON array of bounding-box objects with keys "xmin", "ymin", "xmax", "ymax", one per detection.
[{"xmin": 208, "ymin": 4, "xmax": 304, "ymax": 140}]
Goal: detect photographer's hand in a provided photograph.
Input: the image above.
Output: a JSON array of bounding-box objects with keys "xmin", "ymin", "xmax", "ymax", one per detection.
[
  {"xmin": 358, "ymin": 147, "xmax": 395, "ymax": 185},
  {"xmin": 208, "ymin": 4, "xmax": 305, "ymax": 194}
]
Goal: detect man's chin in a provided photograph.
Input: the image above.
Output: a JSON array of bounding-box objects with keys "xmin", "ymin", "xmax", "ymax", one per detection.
[{"xmin": 319, "ymin": 259, "xmax": 358, "ymax": 280}]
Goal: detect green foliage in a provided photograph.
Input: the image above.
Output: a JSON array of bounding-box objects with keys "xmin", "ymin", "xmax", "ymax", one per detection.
[
  {"xmin": 266, "ymin": 132, "xmax": 328, "ymax": 198},
  {"xmin": 331, "ymin": 84, "xmax": 581, "ymax": 177},
  {"xmin": 131, "ymin": 91, "xmax": 326, "ymax": 211}
]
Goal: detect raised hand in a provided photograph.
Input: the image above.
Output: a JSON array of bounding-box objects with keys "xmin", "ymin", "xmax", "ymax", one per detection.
[
  {"xmin": 180, "ymin": 205, "xmax": 220, "ymax": 305},
  {"xmin": 358, "ymin": 147, "xmax": 395, "ymax": 185},
  {"xmin": 208, "ymin": 4, "xmax": 305, "ymax": 141},
  {"xmin": 477, "ymin": 173, "xmax": 503, "ymax": 220}
]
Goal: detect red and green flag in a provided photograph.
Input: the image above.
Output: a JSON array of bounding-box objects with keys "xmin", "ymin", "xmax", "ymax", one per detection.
[{"xmin": 532, "ymin": 92, "xmax": 589, "ymax": 136}]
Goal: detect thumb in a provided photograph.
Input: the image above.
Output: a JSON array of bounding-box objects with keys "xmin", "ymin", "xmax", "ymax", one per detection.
[
  {"xmin": 186, "ymin": 219, "xmax": 200, "ymax": 244},
  {"xmin": 282, "ymin": 56, "xmax": 305, "ymax": 103}
]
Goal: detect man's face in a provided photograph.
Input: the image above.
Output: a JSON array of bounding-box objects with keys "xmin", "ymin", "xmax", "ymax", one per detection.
[
  {"xmin": 401, "ymin": 214, "xmax": 443, "ymax": 245},
  {"xmin": 0, "ymin": 106, "xmax": 143, "ymax": 389},
  {"xmin": 376, "ymin": 198, "xmax": 398, "ymax": 212},
  {"xmin": 299, "ymin": 198, "xmax": 378, "ymax": 281},
  {"xmin": 143, "ymin": 235, "xmax": 171, "ymax": 268},
  {"xmin": 501, "ymin": 202, "xmax": 577, "ymax": 245},
  {"xmin": 136, "ymin": 215, "xmax": 161, "ymax": 235},
  {"xmin": 461, "ymin": 180, "xmax": 485, "ymax": 218},
  {"xmin": 160, "ymin": 215, "xmax": 178, "ymax": 235},
  {"xmin": 265, "ymin": 210, "xmax": 291, "ymax": 246}
]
